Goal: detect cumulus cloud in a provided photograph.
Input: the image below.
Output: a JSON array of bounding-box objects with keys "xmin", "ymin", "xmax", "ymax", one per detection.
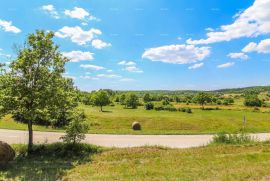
[
  {"xmin": 64, "ymin": 7, "xmax": 98, "ymax": 21},
  {"xmin": 242, "ymin": 39, "xmax": 270, "ymax": 53},
  {"xmin": 97, "ymin": 74, "xmax": 121, "ymax": 78},
  {"xmin": 188, "ymin": 63, "xmax": 204, "ymax": 69},
  {"xmin": 217, "ymin": 62, "xmax": 235, "ymax": 68},
  {"xmin": 118, "ymin": 61, "xmax": 143, "ymax": 73},
  {"xmin": 0, "ymin": 19, "xmax": 21, "ymax": 33},
  {"xmin": 187, "ymin": 0, "xmax": 270, "ymax": 44},
  {"xmin": 91, "ymin": 39, "xmax": 111, "ymax": 49},
  {"xmin": 227, "ymin": 52, "xmax": 249, "ymax": 60},
  {"xmin": 55, "ymin": 26, "xmax": 101, "ymax": 45},
  {"xmin": 63, "ymin": 51, "xmax": 94, "ymax": 62},
  {"xmin": 142, "ymin": 44, "xmax": 210, "ymax": 64},
  {"xmin": 80, "ymin": 64, "xmax": 105, "ymax": 70},
  {"xmin": 41, "ymin": 4, "xmax": 59, "ymax": 19}
]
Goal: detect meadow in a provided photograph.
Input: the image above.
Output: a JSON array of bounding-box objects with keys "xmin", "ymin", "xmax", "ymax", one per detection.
[
  {"xmin": 1, "ymin": 101, "xmax": 270, "ymax": 135},
  {"xmin": 2, "ymin": 142, "xmax": 270, "ymax": 180}
]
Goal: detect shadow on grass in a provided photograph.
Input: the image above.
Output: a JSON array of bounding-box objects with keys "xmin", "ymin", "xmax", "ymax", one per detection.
[
  {"xmin": 1, "ymin": 143, "xmax": 102, "ymax": 181},
  {"xmin": 100, "ymin": 110, "xmax": 113, "ymax": 113}
]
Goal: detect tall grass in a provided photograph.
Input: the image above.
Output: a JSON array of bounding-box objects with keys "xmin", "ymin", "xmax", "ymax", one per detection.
[{"xmin": 211, "ymin": 132, "xmax": 256, "ymax": 144}]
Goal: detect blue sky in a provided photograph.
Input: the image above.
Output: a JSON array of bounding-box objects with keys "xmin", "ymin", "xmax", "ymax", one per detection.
[{"xmin": 0, "ymin": 0, "xmax": 270, "ymax": 91}]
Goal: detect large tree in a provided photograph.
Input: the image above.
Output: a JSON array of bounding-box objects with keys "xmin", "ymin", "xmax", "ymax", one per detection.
[{"xmin": 0, "ymin": 30, "xmax": 77, "ymax": 153}]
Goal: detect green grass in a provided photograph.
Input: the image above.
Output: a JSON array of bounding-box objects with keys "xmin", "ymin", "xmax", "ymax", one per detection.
[
  {"xmin": 2, "ymin": 104, "xmax": 270, "ymax": 134},
  {"xmin": 2, "ymin": 143, "xmax": 270, "ymax": 180}
]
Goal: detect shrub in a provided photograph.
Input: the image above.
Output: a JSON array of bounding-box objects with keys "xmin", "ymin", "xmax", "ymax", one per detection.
[
  {"xmin": 61, "ymin": 111, "xmax": 89, "ymax": 144},
  {"xmin": 163, "ymin": 105, "xmax": 177, "ymax": 112},
  {"xmin": 178, "ymin": 108, "xmax": 192, "ymax": 113},
  {"xmin": 14, "ymin": 143, "xmax": 101, "ymax": 159},
  {"xmin": 186, "ymin": 108, "xmax": 192, "ymax": 113},
  {"xmin": 145, "ymin": 102, "xmax": 154, "ymax": 110},
  {"xmin": 155, "ymin": 105, "xmax": 164, "ymax": 111},
  {"xmin": 212, "ymin": 132, "xmax": 255, "ymax": 144}
]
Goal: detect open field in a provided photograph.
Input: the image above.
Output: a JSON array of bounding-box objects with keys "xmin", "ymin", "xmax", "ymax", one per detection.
[
  {"xmin": 2, "ymin": 143, "xmax": 270, "ymax": 180},
  {"xmin": 2, "ymin": 104, "xmax": 270, "ymax": 134}
]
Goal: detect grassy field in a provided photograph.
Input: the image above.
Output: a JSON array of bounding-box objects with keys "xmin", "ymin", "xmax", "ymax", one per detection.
[
  {"xmin": 1, "ymin": 104, "xmax": 270, "ymax": 134},
  {"xmin": 2, "ymin": 143, "xmax": 270, "ymax": 180}
]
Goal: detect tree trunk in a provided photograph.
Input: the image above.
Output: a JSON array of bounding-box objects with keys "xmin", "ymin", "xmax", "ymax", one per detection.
[
  {"xmin": 27, "ymin": 120, "xmax": 33, "ymax": 153},
  {"xmin": 100, "ymin": 105, "xmax": 103, "ymax": 112}
]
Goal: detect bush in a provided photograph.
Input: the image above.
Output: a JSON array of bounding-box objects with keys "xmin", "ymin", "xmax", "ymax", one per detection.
[
  {"xmin": 155, "ymin": 105, "xmax": 164, "ymax": 111},
  {"xmin": 212, "ymin": 132, "xmax": 255, "ymax": 144},
  {"xmin": 163, "ymin": 105, "xmax": 177, "ymax": 112},
  {"xmin": 14, "ymin": 143, "xmax": 101, "ymax": 159},
  {"xmin": 61, "ymin": 111, "xmax": 89, "ymax": 144},
  {"xmin": 186, "ymin": 108, "xmax": 192, "ymax": 113},
  {"xmin": 145, "ymin": 102, "xmax": 154, "ymax": 110},
  {"xmin": 178, "ymin": 108, "xmax": 192, "ymax": 113}
]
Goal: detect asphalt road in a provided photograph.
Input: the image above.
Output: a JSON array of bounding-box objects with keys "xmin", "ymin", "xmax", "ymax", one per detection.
[{"xmin": 1, "ymin": 129, "xmax": 270, "ymax": 148}]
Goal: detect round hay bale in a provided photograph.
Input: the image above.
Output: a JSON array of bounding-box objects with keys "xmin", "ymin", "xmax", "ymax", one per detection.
[
  {"xmin": 132, "ymin": 122, "xmax": 141, "ymax": 130},
  {"xmin": 0, "ymin": 141, "xmax": 15, "ymax": 167}
]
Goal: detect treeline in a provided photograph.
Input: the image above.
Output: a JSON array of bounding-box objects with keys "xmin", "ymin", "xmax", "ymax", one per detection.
[{"xmin": 79, "ymin": 89, "xmax": 268, "ymax": 112}]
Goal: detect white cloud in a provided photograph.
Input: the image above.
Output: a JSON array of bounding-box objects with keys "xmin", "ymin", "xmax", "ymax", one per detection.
[
  {"xmin": 205, "ymin": 28, "xmax": 214, "ymax": 32},
  {"xmin": 227, "ymin": 52, "xmax": 249, "ymax": 60},
  {"xmin": 118, "ymin": 60, "xmax": 143, "ymax": 73},
  {"xmin": 217, "ymin": 62, "xmax": 235, "ymax": 68},
  {"xmin": 97, "ymin": 74, "xmax": 121, "ymax": 78},
  {"xmin": 242, "ymin": 39, "xmax": 270, "ymax": 53},
  {"xmin": 119, "ymin": 78, "xmax": 135, "ymax": 82},
  {"xmin": 80, "ymin": 76, "xmax": 99, "ymax": 80},
  {"xmin": 91, "ymin": 39, "xmax": 111, "ymax": 49},
  {"xmin": 107, "ymin": 69, "xmax": 113, "ymax": 73},
  {"xmin": 142, "ymin": 44, "xmax": 210, "ymax": 64},
  {"xmin": 188, "ymin": 63, "xmax": 204, "ymax": 69},
  {"xmin": 187, "ymin": 0, "xmax": 270, "ymax": 44},
  {"xmin": 118, "ymin": 61, "xmax": 136, "ymax": 66},
  {"xmin": 80, "ymin": 64, "xmax": 105, "ymax": 70},
  {"xmin": 124, "ymin": 66, "xmax": 143, "ymax": 73},
  {"xmin": 0, "ymin": 19, "xmax": 21, "ymax": 33},
  {"xmin": 42, "ymin": 4, "xmax": 59, "ymax": 19},
  {"xmin": 64, "ymin": 7, "xmax": 98, "ymax": 21},
  {"xmin": 63, "ymin": 51, "xmax": 94, "ymax": 62},
  {"xmin": 55, "ymin": 26, "xmax": 101, "ymax": 45}
]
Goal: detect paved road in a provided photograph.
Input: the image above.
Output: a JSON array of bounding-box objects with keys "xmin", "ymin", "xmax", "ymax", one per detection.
[{"xmin": 1, "ymin": 129, "xmax": 270, "ymax": 148}]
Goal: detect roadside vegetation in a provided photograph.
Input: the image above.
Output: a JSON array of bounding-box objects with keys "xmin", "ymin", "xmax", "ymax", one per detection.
[{"xmin": 2, "ymin": 142, "xmax": 270, "ymax": 180}]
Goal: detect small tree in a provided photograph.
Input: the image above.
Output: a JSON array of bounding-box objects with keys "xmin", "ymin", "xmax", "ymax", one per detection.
[
  {"xmin": 125, "ymin": 93, "xmax": 139, "ymax": 109},
  {"xmin": 92, "ymin": 90, "xmax": 110, "ymax": 111},
  {"xmin": 143, "ymin": 93, "xmax": 151, "ymax": 103},
  {"xmin": 61, "ymin": 111, "xmax": 89, "ymax": 144},
  {"xmin": 120, "ymin": 94, "xmax": 126, "ymax": 105},
  {"xmin": 145, "ymin": 102, "xmax": 154, "ymax": 110},
  {"xmin": 193, "ymin": 92, "xmax": 212, "ymax": 109}
]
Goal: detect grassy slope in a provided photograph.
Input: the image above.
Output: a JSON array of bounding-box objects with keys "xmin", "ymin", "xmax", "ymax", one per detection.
[
  {"xmin": 2, "ymin": 143, "xmax": 270, "ymax": 180},
  {"xmin": 65, "ymin": 144, "xmax": 270, "ymax": 181},
  {"xmin": 1, "ymin": 104, "xmax": 270, "ymax": 134}
]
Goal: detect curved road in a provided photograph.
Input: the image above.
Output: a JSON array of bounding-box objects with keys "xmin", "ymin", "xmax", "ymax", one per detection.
[{"xmin": 1, "ymin": 129, "xmax": 270, "ymax": 148}]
